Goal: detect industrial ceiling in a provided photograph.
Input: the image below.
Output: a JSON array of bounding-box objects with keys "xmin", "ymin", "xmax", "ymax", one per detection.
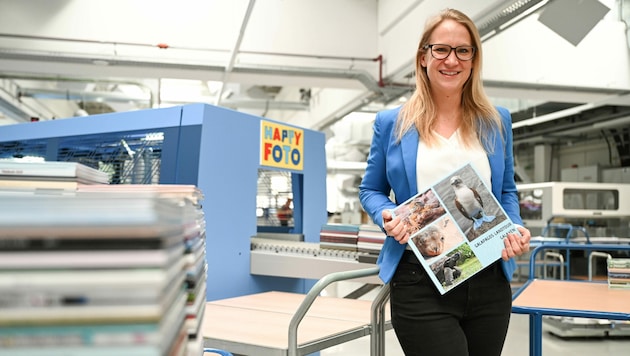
[{"xmin": 0, "ymin": 0, "xmax": 629, "ymax": 165}]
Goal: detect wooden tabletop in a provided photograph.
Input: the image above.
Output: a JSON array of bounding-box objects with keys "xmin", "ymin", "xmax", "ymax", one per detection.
[
  {"xmin": 202, "ymin": 291, "xmax": 390, "ymax": 352},
  {"xmin": 513, "ymin": 279, "xmax": 630, "ymax": 314},
  {"xmin": 209, "ymin": 291, "xmax": 385, "ymax": 322}
]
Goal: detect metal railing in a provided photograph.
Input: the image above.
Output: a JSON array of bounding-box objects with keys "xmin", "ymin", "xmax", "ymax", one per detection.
[{"xmin": 287, "ymin": 266, "xmax": 390, "ymax": 356}]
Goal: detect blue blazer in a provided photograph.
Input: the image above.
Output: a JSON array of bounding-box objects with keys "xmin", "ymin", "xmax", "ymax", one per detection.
[{"xmin": 359, "ymin": 106, "xmax": 522, "ymax": 284}]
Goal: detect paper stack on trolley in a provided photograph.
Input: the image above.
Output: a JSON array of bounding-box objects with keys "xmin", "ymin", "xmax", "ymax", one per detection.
[
  {"xmin": 608, "ymin": 258, "xmax": 630, "ymax": 289},
  {"xmin": 0, "ymin": 184, "xmax": 206, "ymax": 356},
  {"xmin": 0, "ymin": 160, "xmax": 109, "ymax": 191}
]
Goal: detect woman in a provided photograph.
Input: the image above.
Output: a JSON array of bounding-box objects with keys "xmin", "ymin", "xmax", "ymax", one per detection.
[{"xmin": 359, "ymin": 8, "xmax": 531, "ymax": 356}]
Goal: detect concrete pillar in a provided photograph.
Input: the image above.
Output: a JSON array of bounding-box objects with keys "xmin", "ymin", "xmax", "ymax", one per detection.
[{"xmin": 534, "ymin": 144, "xmax": 552, "ymax": 182}]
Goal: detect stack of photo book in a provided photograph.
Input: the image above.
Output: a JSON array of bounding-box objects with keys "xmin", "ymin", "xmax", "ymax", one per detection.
[
  {"xmin": 356, "ymin": 223, "xmax": 386, "ymax": 264},
  {"xmin": 319, "ymin": 223, "xmax": 360, "ymax": 251},
  {"xmin": 607, "ymin": 258, "xmax": 630, "ymax": 289},
  {"xmin": 0, "ymin": 160, "xmax": 110, "ymax": 191},
  {"xmin": 0, "ymin": 182, "xmax": 206, "ymax": 356}
]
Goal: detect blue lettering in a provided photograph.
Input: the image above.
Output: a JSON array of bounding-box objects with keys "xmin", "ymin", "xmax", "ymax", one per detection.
[
  {"xmin": 264, "ymin": 126, "xmax": 273, "ymax": 140},
  {"xmin": 290, "ymin": 148, "xmax": 301, "ymax": 165},
  {"xmin": 272, "ymin": 145, "xmax": 283, "ymax": 162}
]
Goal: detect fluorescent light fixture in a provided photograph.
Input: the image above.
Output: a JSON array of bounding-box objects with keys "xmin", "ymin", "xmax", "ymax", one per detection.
[
  {"xmin": 513, "ymin": 102, "xmax": 595, "ymax": 128},
  {"xmin": 326, "ymin": 160, "xmax": 367, "ymax": 174},
  {"xmin": 499, "ymin": 0, "xmax": 549, "ymax": 31},
  {"xmin": 143, "ymin": 132, "xmax": 164, "ymax": 141}
]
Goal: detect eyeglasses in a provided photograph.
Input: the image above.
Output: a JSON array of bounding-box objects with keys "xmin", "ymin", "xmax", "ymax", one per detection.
[{"xmin": 423, "ymin": 44, "xmax": 476, "ymax": 61}]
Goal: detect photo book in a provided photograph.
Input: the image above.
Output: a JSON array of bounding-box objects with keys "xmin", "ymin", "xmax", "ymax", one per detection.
[{"xmin": 391, "ymin": 163, "xmax": 519, "ymax": 294}]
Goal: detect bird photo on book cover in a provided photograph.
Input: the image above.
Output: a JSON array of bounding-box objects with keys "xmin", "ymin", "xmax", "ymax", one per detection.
[{"xmin": 391, "ymin": 163, "xmax": 518, "ymax": 294}]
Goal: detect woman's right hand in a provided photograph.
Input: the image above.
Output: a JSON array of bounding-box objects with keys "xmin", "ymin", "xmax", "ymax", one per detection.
[{"xmin": 382, "ymin": 209, "xmax": 410, "ymax": 244}]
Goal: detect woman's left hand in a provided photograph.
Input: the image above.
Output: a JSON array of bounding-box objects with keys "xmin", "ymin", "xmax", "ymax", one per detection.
[{"xmin": 501, "ymin": 225, "xmax": 531, "ymax": 260}]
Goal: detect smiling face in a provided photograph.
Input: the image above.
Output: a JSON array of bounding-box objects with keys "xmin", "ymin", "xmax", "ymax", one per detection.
[{"xmin": 420, "ymin": 19, "xmax": 474, "ymax": 96}]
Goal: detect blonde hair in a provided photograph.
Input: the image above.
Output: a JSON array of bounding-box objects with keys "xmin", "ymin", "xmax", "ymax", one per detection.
[{"xmin": 396, "ymin": 8, "xmax": 501, "ymax": 150}]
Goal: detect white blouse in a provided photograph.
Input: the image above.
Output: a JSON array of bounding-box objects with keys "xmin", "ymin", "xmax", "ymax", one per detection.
[{"xmin": 415, "ymin": 129, "xmax": 491, "ymax": 191}]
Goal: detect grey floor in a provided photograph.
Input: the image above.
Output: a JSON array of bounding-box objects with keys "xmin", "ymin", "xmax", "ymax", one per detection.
[{"xmin": 318, "ymin": 282, "xmax": 630, "ymax": 356}]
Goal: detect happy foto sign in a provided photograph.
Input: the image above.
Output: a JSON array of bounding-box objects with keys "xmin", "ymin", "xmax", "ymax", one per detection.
[{"xmin": 260, "ymin": 120, "xmax": 304, "ymax": 171}]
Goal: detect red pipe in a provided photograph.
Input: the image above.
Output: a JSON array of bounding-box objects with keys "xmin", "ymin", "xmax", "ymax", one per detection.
[{"xmin": 374, "ymin": 54, "xmax": 384, "ymax": 87}]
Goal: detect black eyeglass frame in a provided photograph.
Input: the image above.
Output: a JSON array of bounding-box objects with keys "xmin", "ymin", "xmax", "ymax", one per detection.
[{"xmin": 423, "ymin": 44, "xmax": 476, "ymax": 61}]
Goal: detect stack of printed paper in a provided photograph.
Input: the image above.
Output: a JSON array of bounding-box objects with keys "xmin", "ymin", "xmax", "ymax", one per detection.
[
  {"xmin": 0, "ymin": 160, "xmax": 109, "ymax": 191},
  {"xmin": 608, "ymin": 258, "xmax": 630, "ymax": 289},
  {"xmin": 0, "ymin": 184, "xmax": 206, "ymax": 356}
]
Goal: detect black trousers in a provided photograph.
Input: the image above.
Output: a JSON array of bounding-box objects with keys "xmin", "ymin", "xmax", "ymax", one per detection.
[{"xmin": 389, "ymin": 250, "xmax": 512, "ymax": 356}]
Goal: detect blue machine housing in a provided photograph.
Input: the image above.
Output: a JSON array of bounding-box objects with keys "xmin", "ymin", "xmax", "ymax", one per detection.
[{"xmin": 0, "ymin": 103, "xmax": 328, "ymax": 300}]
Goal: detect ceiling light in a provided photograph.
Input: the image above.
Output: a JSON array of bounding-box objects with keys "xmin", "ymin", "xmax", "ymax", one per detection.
[
  {"xmin": 512, "ymin": 103, "xmax": 595, "ymax": 128},
  {"xmin": 143, "ymin": 132, "xmax": 164, "ymax": 141}
]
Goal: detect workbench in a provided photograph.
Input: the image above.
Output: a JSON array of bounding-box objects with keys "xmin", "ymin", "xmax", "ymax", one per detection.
[{"xmin": 511, "ymin": 243, "xmax": 630, "ymax": 356}]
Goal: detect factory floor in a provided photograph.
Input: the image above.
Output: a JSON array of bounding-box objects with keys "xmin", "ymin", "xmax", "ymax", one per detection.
[{"xmin": 318, "ymin": 281, "xmax": 630, "ymax": 356}]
